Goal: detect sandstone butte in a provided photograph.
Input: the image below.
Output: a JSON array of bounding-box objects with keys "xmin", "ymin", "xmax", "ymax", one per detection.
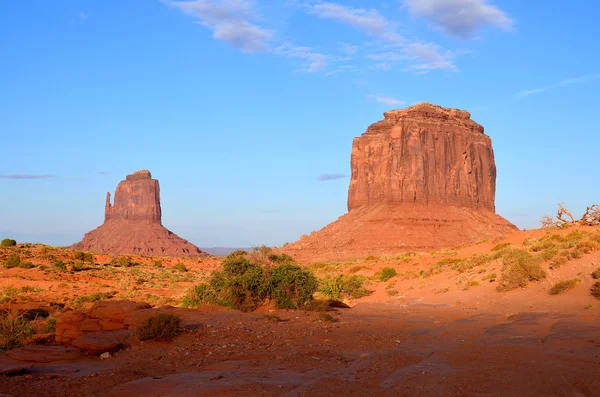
[
  {"xmin": 284, "ymin": 102, "xmax": 517, "ymax": 260},
  {"xmin": 72, "ymin": 170, "xmax": 208, "ymax": 257}
]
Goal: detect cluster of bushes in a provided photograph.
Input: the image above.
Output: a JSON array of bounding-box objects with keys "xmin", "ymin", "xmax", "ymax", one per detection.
[
  {"xmin": 497, "ymin": 248, "xmax": 546, "ymax": 291},
  {"xmin": 2, "ymin": 253, "xmax": 35, "ymax": 269},
  {"xmin": 1, "ymin": 238, "xmax": 17, "ymax": 248},
  {"xmin": 73, "ymin": 251, "xmax": 94, "ymax": 264},
  {"xmin": 136, "ymin": 313, "xmax": 182, "ymax": 341},
  {"xmin": 319, "ymin": 274, "xmax": 370, "ymax": 300},
  {"xmin": 183, "ymin": 250, "xmax": 318, "ymax": 312}
]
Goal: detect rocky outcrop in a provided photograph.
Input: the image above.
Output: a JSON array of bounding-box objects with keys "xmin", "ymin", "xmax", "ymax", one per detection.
[
  {"xmin": 348, "ymin": 103, "xmax": 496, "ymax": 212},
  {"xmin": 73, "ymin": 170, "xmax": 208, "ymax": 257},
  {"xmin": 5, "ymin": 346, "xmax": 83, "ymax": 363},
  {"xmin": 285, "ymin": 103, "xmax": 517, "ymax": 260}
]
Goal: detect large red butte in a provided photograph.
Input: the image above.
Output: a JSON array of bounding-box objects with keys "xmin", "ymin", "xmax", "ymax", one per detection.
[
  {"xmin": 285, "ymin": 103, "xmax": 517, "ymax": 260},
  {"xmin": 73, "ymin": 170, "xmax": 207, "ymax": 257}
]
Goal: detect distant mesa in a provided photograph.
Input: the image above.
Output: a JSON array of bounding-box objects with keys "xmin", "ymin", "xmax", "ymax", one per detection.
[
  {"xmin": 285, "ymin": 103, "xmax": 517, "ymax": 260},
  {"xmin": 73, "ymin": 170, "xmax": 208, "ymax": 257}
]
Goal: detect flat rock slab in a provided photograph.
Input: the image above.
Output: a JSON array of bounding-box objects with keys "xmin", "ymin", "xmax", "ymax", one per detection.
[
  {"xmin": 105, "ymin": 370, "xmax": 309, "ymax": 397},
  {"xmin": 72, "ymin": 330, "xmax": 133, "ymax": 354},
  {"xmin": 0, "ymin": 363, "xmax": 34, "ymax": 375},
  {"xmin": 6, "ymin": 346, "xmax": 82, "ymax": 363}
]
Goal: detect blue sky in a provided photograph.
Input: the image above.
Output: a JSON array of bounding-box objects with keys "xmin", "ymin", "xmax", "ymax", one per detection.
[{"xmin": 1, "ymin": 0, "xmax": 599, "ymax": 247}]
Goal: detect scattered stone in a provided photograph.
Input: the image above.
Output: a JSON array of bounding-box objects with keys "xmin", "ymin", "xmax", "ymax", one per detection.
[
  {"xmin": 72, "ymin": 170, "xmax": 209, "ymax": 256},
  {"xmin": 100, "ymin": 352, "xmax": 111, "ymax": 360},
  {"xmin": 6, "ymin": 346, "xmax": 83, "ymax": 363},
  {"xmin": 72, "ymin": 330, "xmax": 133, "ymax": 354}
]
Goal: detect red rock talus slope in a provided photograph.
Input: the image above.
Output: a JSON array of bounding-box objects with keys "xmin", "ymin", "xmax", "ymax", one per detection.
[
  {"xmin": 285, "ymin": 103, "xmax": 516, "ymax": 260},
  {"xmin": 73, "ymin": 170, "xmax": 207, "ymax": 257}
]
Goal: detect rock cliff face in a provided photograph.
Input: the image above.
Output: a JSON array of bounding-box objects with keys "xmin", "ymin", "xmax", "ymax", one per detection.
[
  {"xmin": 104, "ymin": 170, "xmax": 161, "ymax": 223},
  {"xmin": 348, "ymin": 103, "xmax": 496, "ymax": 212},
  {"xmin": 73, "ymin": 171, "xmax": 207, "ymax": 257},
  {"xmin": 284, "ymin": 103, "xmax": 516, "ymax": 260}
]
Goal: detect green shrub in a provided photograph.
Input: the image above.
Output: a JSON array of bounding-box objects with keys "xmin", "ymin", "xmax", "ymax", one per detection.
[
  {"xmin": 18, "ymin": 261, "xmax": 35, "ymax": 269},
  {"xmin": 53, "ymin": 260, "xmax": 67, "ymax": 272},
  {"xmin": 497, "ymin": 249, "xmax": 546, "ymax": 291},
  {"xmin": 0, "ymin": 312, "xmax": 33, "ymax": 351},
  {"xmin": 266, "ymin": 263, "xmax": 318, "ymax": 309},
  {"xmin": 318, "ymin": 313, "xmax": 338, "ymax": 323},
  {"xmin": 72, "ymin": 260, "xmax": 84, "ymax": 272},
  {"xmin": 182, "ymin": 283, "xmax": 213, "ymax": 308},
  {"xmin": 208, "ymin": 256, "xmax": 266, "ymax": 312},
  {"xmin": 83, "ymin": 252, "xmax": 94, "ymax": 264},
  {"xmin": 592, "ymin": 268, "xmax": 600, "ymax": 279},
  {"xmin": 379, "ymin": 267, "xmax": 397, "ymax": 282},
  {"xmin": 591, "ymin": 282, "xmax": 600, "ymax": 299},
  {"xmin": 154, "ymin": 260, "xmax": 163, "ymax": 268},
  {"xmin": 320, "ymin": 275, "xmax": 370, "ymax": 300},
  {"xmin": 73, "ymin": 251, "xmax": 85, "ymax": 261},
  {"xmin": 550, "ymin": 278, "xmax": 580, "ymax": 295},
  {"xmin": 267, "ymin": 253, "xmax": 295, "ymax": 264},
  {"xmin": 5, "ymin": 253, "xmax": 20, "ymax": 268},
  {"xmin": 492, "ymin": 242, "xmax": 512, "ymax": 252},
  {"xmin": 46, "ymin": 317, "xmax": 57, "ymax": 332},
  {"xmin": 0, "ymin": 239, "xmax": 17, "ymax": 248},
  {"xmin": 549, "ymin": 256, "xmax": 568, "ymax": 269},
  {"xmin": 174, "ymin": 263, "xmax": 188, "ymax": 272},
  {"xmin": 136, "ymin": 313, "xmax": 182, "ymax": 341},
  {"xmin": 0, "ymin": 286, "xmax": 19, "ymax": 304},
  {"xmin": 115, "ymin": 256, "xmax": 133, "ymax": 267}
]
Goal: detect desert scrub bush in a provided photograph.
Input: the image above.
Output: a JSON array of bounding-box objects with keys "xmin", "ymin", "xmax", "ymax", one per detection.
[
  {"xmin": 267, "ymin": 253, "xmax": 295, "ymax": 264},
  {"xmin": 318, "ymin": 313, "xmax": 338, "ymax": 323},
  {"xmin": 0, "ymin": 311, "xmax": 34, "ymax": 351},
  {"xmin": 592, "ymin": 268, "xmax": 600, "ymax": 279},
  {"xmin": 348, "ymin": 265, "xmax": 368, "ymax": 274},
  {"xmin": 522, "ymin": 238, "xmax": 537, "ymax": 247},
  {"xmin": 71, "ymin": 260, "xmax": 84, "ymax": 272},
  {"xmin": 320, "ymin": 274, "xmax": 370, "ymax": 300},
  {"xmin": 265, "ymin": 263, "xmax": 318, "ymax": 309},
  {"xmin": 22, "ymin": 308, "xmax": 49, "ymax": 321},
  {"xmin": 492, "ymin": 242, "xmax": 512, "ymax": 252},
  {"xmin": 182, "ymin": 283, "xmax": 213, "ymax": 308},
  {"xmin": 53, "ymin": 260, "xmax": 67, "ymax": 272},
  {"xmin": 549, "ymin": 256, "xmax": 568, "ymax": 270},
  {"xmin": 378, "ymin": 267, "xmax": 397, "ymax": 282},
  {"xmin": 550, "ymin": 278, "xmax": 580, "ymax": 295},
  {"xmin": 136, "ymin": 313, "xmax": 182, "ymax": 341},
  {"xmin": 364, "ymin": 255, "xmax": 379, "ymax": 261},
  {"xmin": 174, "ymin": 263, "xmax": 188, "ymax": 272},
  {"xmin": 591, "ymin": 282, "xmax": 600, "ymax": 299},
  {"xmin": 4, "ymin": 253, "xmax": 21, "ymax": 269},
  {"xmin": 0, "ymin": 286, "xmax": 20, "ymax": 304},
  {"xmin": 73, "ymin": 291, "xmax": 115, "ymax": 305},
  {"xmin": 73, "ymin": 251, "xmax": 85, "ymax": 261},
  {"xmin": 116, "ymin": 256, "xmax": 134, "ymax": 267},
  {"xmin": 154, "ymin": 260, "xmax": 163, "ymax": 268},
  {"xmin": 497, "ymin": 249, "xmax": 546, "ymax": 291},
  {"xmin": 17, "ymin": 261, "xmax": 35, "ymax": 269},
  {"xmin": 1, "ymin": 238, "xmax": 17, "ymax": 247}
]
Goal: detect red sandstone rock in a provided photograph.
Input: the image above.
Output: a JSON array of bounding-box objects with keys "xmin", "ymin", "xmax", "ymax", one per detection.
[
  {"xmin": 285, "ymin": 103, "xmax": 517, "ymax": 260},
  {"xmin": 72, "ymin": 330, "xmax": 133, "ymax": 354},
  {"xmin": 0, "ymin": 363, "xmax": 33, "ymax": 375},
  {"xmin": 55, "ymin": 311, "xmax": 86, "ymax": 345},
  {"xmin": 72, "ymin": 170, "xmax": 209, "ymax": 257},
  {"xmin": 6, "ymin": 346, "xmax": 82, "ymax": 363}
]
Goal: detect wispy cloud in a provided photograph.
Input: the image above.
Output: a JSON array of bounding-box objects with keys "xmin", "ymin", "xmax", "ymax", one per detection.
[
  {"xmin": 368, "ymin": 95, "xmax": 405, "ymax": 106},
  {"xmin": 275, "ymin": 44, "xmax": 328, "ymax": 72},
  {"xmin": 316, "ymin": 173, "xmax": 347, "ymax": 181},
  {"xmin": 0, "ymin": 174, "xmax": 57, "ymax": 180},
  {"xmin": 368, "ymin": 43, "xmax": 456, "ymax": 72},
  {"xmin": 79, "ymin": 11, "xmax": 88, "ymax": 21},
  {"xmin": 165, "ymin": 0, "xmax": 273, "ymax": 53},
  {"xmin": 517, "ymin": 72, "xmax": 600, "ymax": 97},
  {"xmin": 306, "ymin": 2, "xmax": 405, "ymax": 44},
  {"xmin": 338, "ymin": 42, "xmax": 359, "ymax": 55},
  {"xmin": 404, "ymin": 0, "xmax": 514, "ymax": 39}
]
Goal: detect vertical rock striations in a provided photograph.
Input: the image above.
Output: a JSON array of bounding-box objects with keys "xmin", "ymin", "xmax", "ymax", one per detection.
[
  {"xmin": 73, "ymin": 170, "xmax": 207, "ymax": 257},
  {"xmin": 284, "ymin": 103, "xmax": 517, "ymax": 261}
]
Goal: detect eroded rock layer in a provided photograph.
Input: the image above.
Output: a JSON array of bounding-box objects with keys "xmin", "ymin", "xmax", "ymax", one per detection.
[
  {"xmin": 73, "ymin": 170, "xmax": 207, "ymax": 257},
  {"xmin": 285, "ymin": 103, "xmax": 517, "ymax": 260}
]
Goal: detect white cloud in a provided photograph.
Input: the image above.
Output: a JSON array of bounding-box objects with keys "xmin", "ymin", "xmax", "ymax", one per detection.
[
  {"xmin": 404, "ymin": 42, "xmax": 456, "ymax": 71},
  {"xmin": 369, "ymin": 95, "xmax": 405, "ymax": 106},
  {"xmin": 79, "ymin": 12, "xmax": 88, "ymax": 21},
  {"xmin": 276, "ymin": 44, "xmax": 328, "ymax": 72},
  {"xmin": 306, "ymin": 2, "xmax": 405, "ymax": 44},
  {"xmin": 166, "ymin": 0, "xmax": 273, "ymax": 53},
  {"xmin": 404, "ymin": 0, "xmax": 514, "ymax": 38},
  {"xmin": 338, "ymin": 42, "xmax": 359, "ymax": 55},
  {"xmin": 517, "ymin": 72, "xmax": 600, "ymax": 97}
]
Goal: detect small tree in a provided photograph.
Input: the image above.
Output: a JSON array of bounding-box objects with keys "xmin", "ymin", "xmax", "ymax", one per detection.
[{"xmin": 0, "ymin": 239, "xmax": 17, "ymax": 248}]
